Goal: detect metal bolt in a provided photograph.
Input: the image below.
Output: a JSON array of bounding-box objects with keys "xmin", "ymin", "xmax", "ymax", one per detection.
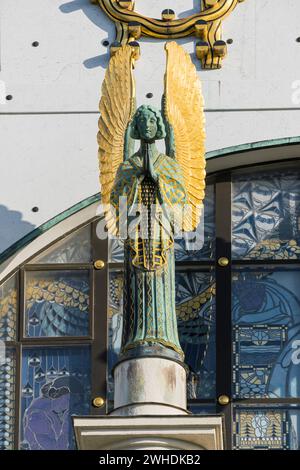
[
  {"xmin": 218, "ymin": 257, "xmax": 229, "ymax": 267},
  {"xmin": 92, "ymin": 397, "xmax": 105, "ymax": 408},
  {"xmin": 218, "ymin": 395, "xmax": 230, "ymax": 406},
  {"xmin": 94, "ymin": 260, "xmax": 105, "ymax": 270}
]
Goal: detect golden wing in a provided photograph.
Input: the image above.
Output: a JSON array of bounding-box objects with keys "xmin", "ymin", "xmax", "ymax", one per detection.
[
  {"xmin": 98, "ymin": 45, "xmax": 136, "ymax": 233},
  {"xmin": 164, "ymin": 41, "xmax": 206, "ymax": 232}
]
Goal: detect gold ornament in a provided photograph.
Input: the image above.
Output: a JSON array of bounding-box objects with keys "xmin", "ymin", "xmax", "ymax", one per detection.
[
  {"xmin": 164, "ymin": 42, "xmax": 206, "ymax": 231},
  {"xmin": 92, "ymin": 0, "xmax": 246, "ymax": 69},
  {"xmin": 98, "ymin": 42, "xmax": 206, "ymax": 234},
  {"xmin": 98, "ymin": 45, "xmax": 136, "ymax": 235}
]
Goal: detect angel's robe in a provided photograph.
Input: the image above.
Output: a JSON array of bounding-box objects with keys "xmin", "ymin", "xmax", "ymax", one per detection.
[{"xmin": 110, "ymin": 152, "xmax": 188, "ymax": 359}]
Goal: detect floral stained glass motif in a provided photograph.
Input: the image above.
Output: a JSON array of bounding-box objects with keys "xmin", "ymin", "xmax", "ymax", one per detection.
[
  {"xmin": 0, "ymin": 348, "xmax": 16, "ymax": 450},
  {"xmin": 25, "ymin": 271, "xmax": 90, "ymax": 337},
  {"xmin": 0, "ymin": 275, "xmax": 17, "ymax": 341},
  {"xmin": 20, "ymin": 346, "xmax": 91, "ymax": 450},
  {"xmin": 232, "ymin": 268, "xmax": 300, "ymax": 398},
  {"xmin": 232, "ymin": 170, "xmax": 300, "ymax": 260},
  {"xmin": 233, "ymin": 407, "xmax": 300, "ymax": 450},
  {"xmin": 30, "ymin": 225, "xmax": 92, "ymax": 264},
  {"xmin": 107, "ymin": 270, "xmax": 216, "ymax": 401}
]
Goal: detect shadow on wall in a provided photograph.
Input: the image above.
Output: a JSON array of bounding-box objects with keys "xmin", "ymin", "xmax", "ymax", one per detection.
[
  {"xmin": 59, "ymin": 0, "xmax": 211, "ymax": 72},
  {"xmin": 59, "ymin": 0, "xmax": 114, "ymax": 69},
  {"xmin": 0, "ymin": 205, "xmax": 35, "ymax": 255},
  {"xmin": 177, "ymin": 0, "xmax": 200, "ymax": 18}
]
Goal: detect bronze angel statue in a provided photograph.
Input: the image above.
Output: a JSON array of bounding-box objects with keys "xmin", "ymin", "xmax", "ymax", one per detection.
[{"xmin": 98, "ymin": 42, "xmax": 206, "ymax": 362}]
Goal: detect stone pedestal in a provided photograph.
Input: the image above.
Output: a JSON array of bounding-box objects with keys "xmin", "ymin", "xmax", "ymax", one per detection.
[
  {"xmin": 112, "ymin": 356, "xmax": 188, "ymax": 416},
  {"xmin": 73, "ymin": 346, "xmax": 224, "ymax": 450},
  {"xmin": 73, "ymin": 415, "xmax": 224, "ymax": 450}
]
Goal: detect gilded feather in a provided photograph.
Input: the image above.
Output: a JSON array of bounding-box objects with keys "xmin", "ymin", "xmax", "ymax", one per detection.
[
  {"xmin": 164, "ymin": 41, "xmax": 206, "ymax": 231},
  {"xmin": 98, "ymin": 45, "xmax": 136, "ymax": 233}
]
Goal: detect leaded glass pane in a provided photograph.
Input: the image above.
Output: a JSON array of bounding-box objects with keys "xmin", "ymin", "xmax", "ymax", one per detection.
[
  {"xmin": 232, "ymin": 267, "xmax": 300, "ymax": 398},
  {"xmin": 187, "ymin": 404, "xmax": 217, "ymax": 415},
  {"xmin": 20, "ymin": 346, "xmax": 91, "ymax": 450},
  {"xmin": 107, "ymin": 269, "xmax": 216, "ymax": 401},
  {"xmin": 176, "ymin": 270, "xmax": 216, "ymax": 399},
  {"xmin": 175, "ymin": 184, "xmax": 215, "ymax": 261},
  {"xmin": 25, "ymin": 270, "xmax": 90, "ymax": 337},
  {"xmin": 108, "ymin": 237, "xmax": 124, "ymax": 263},
  {"xmin": 30, "ymin": 225, "xmax": 92, "ymax": 264},
  {"xmin": 233, "ymin": 406, "xmax": 300, "ymax": 450},
  {"xmin": 0, "ymin": 275, "xmax": 17, "ymax": 341},
  {"xmin": 107, "ymin": 270, "xmax": 123, "ymax": 404},
  {"xmin": 232, "ymin": 169, "xmax": 300, "ymax": 260},
  {"xmin": 0, "ymin": 348, "xmax": 16, "ymax": 450}
]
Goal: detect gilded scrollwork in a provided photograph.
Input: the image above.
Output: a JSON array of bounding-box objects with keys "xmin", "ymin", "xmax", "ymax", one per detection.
[{"xmin": 92, "ymin": 0, "xmax": 246, "ymax": 69}]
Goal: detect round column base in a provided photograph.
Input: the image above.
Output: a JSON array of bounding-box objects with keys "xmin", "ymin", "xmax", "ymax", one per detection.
[{"xmin": 113, "ymin": 356, "xmax": 187, "ymax": 415}]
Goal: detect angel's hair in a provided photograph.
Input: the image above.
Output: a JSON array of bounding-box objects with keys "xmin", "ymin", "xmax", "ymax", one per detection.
[{"xmin": 130, "ymin": 105, "xmax": 166, "ymax": 140}]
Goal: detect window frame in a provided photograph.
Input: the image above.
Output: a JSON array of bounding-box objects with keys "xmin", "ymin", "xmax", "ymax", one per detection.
[
  {"xmin": 1, "ymin": 158, "xmax": 300, "ymax": 450},
  {"xmin": 213, "ymin": 159, "xmax": 300, "ymax": 449}
]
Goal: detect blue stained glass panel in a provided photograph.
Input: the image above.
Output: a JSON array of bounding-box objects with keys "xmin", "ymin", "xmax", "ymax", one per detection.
[
  {"xmin": 175, "ymin": 184, "xmax": 215, "ymax": 261},
  {"xmin": 0, "ymin": 275, "xmax": 17, "ymax": 341},
  {"xmin": 0, "ymin": 348, "xmax": 16, "ymax": 450},
  {"xmin": 232, "ymin": 169, "xmax": 300, "ymax": 260},
  {"xmin": 188, "ymin": 404, "xmax": 217, "ymax": 415},
  {"xmin": 233, "ymin": 406, "xmax": 300, "ymax": 450},
  {"xmin": 107, "ymin": 271, "xmax": 123, "ymax": 404},
  {"xmin": 20, "ymin": 346, "xmax": 91, "ymax": 450},
  {"xmin": 30, "ymin": 225, "xmax": 92, "ymax": 264},
  {"xmin": 108, "ymin": 237, "xmax": 124, "ymax": 263},
  {"xmin": 232, "ymin": 268, "xmax": 300, "ymax": 398},
  {"xmin": 176, "ymin": 270, "xmax": 216, "ymax": 399},
  {"xmin": 25, "ymin": 270, "xmax": 90, "ymax": 337}
]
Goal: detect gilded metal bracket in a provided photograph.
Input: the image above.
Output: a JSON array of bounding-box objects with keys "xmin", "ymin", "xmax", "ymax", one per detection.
[{"xmin": 92, "ymin": 0, "xmax": 246, "ymax": 69}]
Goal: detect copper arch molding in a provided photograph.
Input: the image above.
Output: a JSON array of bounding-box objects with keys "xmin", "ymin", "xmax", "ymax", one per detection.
[{"xmin": 93, "ymin": 0, "xmax": 246, "ymax": 69}]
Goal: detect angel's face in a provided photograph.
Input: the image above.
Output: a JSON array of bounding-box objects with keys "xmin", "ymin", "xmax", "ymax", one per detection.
[{"xmin": 137, "ymin": 110, "xmax": 158, "ymax": 142}]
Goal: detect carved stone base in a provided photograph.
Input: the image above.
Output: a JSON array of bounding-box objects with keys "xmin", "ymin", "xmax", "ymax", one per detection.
[
  {"xmin": 73, "ymin": 415, "xmax": 224, "ymax": 450},
  {"xmin": 113, "ymin": 356, "xmax": 188, "ymax": 415}
]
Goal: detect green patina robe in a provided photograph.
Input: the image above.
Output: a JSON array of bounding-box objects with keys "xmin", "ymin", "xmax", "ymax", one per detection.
[{"xmin": 110, "ymin": 152, "xmax": 188, "ymax": 358}]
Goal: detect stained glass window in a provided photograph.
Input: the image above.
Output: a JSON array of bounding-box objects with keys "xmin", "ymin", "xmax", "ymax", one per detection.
[
  {"xmin": 108, "ymin": 237, "xmax": 124, "ymax": 263},
  {"xmin": 20, "ymin": 346, "xmax": 91, "ymax": 450},
  {"xmin": 175, "ymin": 184, "xmax": 215, "ymax": 261},
  {"xmin": 25, "ymin": 270, "xmax": 90, "ymax": 337},
  {"xmin": 107, "ymin": 270, "xmax": 123, "ymax": 403},
  {"xmin": 233, "ymin": 406, "xmax": 300, "ymax": 450},
  {"xmin": 176, "ymin": 270, "xmax": 216, "ymax": 399},
  {"xmin": 188, "ymin": 404, "xmax": 217, "ymax": 415},
  {"xmin": 232, "ymin": 169, "xmax": 300, "ymax": 260},
  {"xmin": 0, "ymin": 275, "xmax": 17, "ymax": 342},
  {"xmin": 30, "ymin": 225, "xmax": 92, "ymax": 264},
  {"xmin": 1, "ymin": 162, "xmax": 300, "ymax": 451},
  {"xmin": 0, "ymin": 348, "xmax": 16, "ymax": 450},
  {"xmin": 232, "ymin": 267, "xmax": 300, "ymax": 399}
]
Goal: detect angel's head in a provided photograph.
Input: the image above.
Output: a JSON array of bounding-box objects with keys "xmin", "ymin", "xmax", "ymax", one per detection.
[{"xmin": 130, "ymin": 105, "xmax": 166, "ymax": 142}]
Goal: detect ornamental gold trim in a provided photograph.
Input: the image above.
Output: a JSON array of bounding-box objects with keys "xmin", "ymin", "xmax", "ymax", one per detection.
[{"xmin": 92, "ymin": 0, "xmax": 246, "ymax": 69}]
